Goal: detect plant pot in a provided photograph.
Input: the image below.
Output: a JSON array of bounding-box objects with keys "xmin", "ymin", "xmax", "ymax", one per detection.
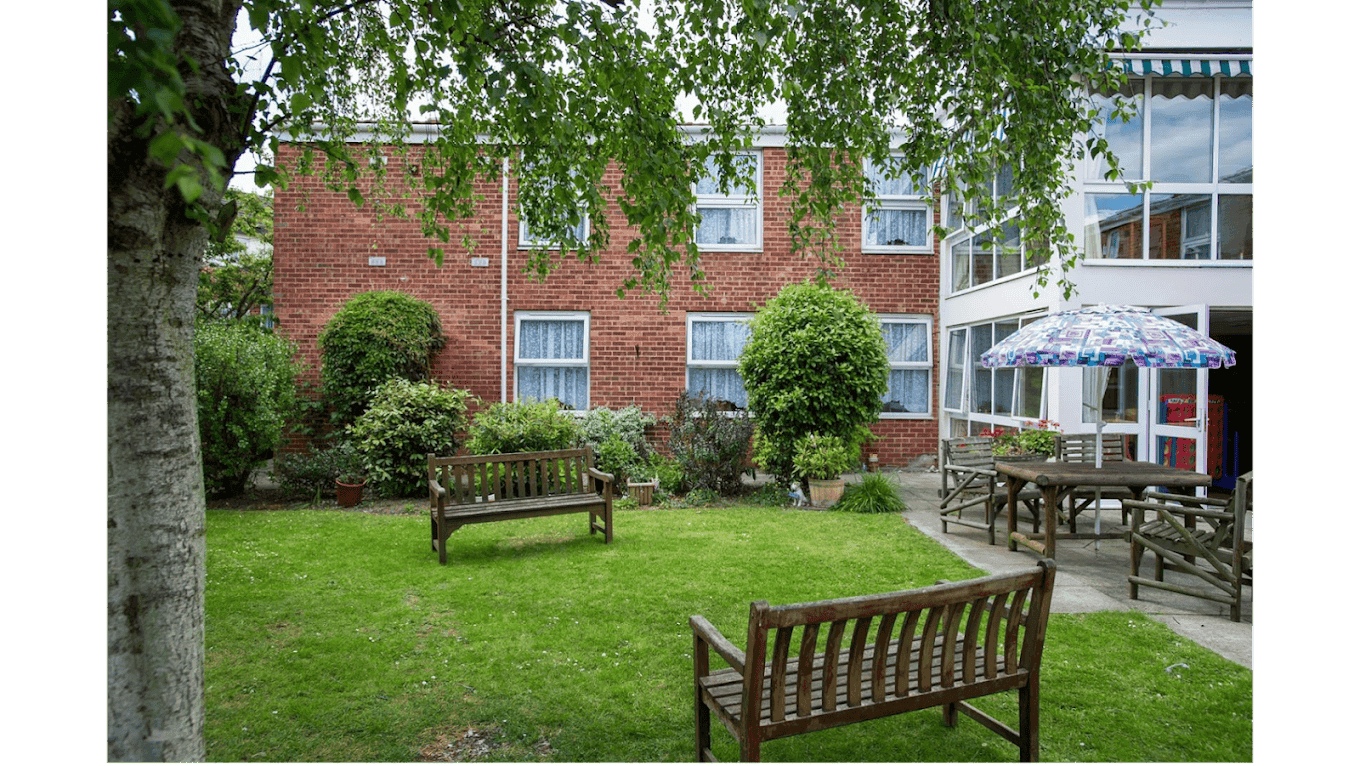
[
  {"xmin": 336, "ymin": 480, "xmax": 366, "ymax": 507},
  {"xmin": 628, "ymin": 480, "xmax": 657, "ymax": 506},
  {"xmin": 808, "ymin": 478, "xmax": 846, "ymax": 508}
]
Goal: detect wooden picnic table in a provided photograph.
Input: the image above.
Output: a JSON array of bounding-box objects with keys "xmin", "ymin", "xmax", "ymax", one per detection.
[{"xmin": 997, "ymin": 460, "xmax": 1212, "ymax": 560}]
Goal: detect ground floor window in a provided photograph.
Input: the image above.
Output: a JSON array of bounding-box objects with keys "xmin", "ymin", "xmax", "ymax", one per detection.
[
  {"xmin": 880, "ymin": 315, "xmax": 932, "ymax": 416},
  {"xmin": 514, "ymin": 311, "xmax": 589, "ymax": 411},
  {"xmin": 944, "ymin": 315, "xmax": 1047, "ymax": 425},
  {"xmin": 686, "ymin": 313, "xmax": 752, "ymax": 409}
]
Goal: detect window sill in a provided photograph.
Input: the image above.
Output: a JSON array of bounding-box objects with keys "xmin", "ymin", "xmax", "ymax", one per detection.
[
  {"xmin": 696, "ymin": 244, "xmax": 763, "ymax": 253},
  {"xmin": 862, "ymin": 245, "xmax": 934, "ymax": 255},
  {"xmin": 1081, "ymin": 259, "xmax": 1253, "ymax": 267},
  {"xmin": 878, "ymin": 412, "xmax": 932, "ymax": 420}
]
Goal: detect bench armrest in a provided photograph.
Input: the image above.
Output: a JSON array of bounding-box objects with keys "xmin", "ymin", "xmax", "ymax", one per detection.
[
  {"xmin": 690, "ymin": 615, "xmax": 746, "ymax": 673},
  {"xmin": 429, "ymin": 479, "xmax": 446, "ymax": 499},
  {"xmin": 585, "ymin": 466, "xmax": 614, "ymax": 493}
]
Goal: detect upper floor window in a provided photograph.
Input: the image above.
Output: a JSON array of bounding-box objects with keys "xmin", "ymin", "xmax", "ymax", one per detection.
[
  {"xmin": 879, "ymin": 316, "xmax": 932, "ymax": 417},
  {"xmin": 686, "ymin": 313, "xmax": 752, "ymax": 409},
  {"xmin": 515, "ymin": 311, "xmax": 589, "ymax": 412},
  {"xmin": 946, "ymin": 165, "xmax": 1048, "ymax": 291},
  {"xmin": 1085, "ymin": 73, "xmax": 1252, "ymax": 261},
  {"xmin": 863, "ymin": 158, "xmax": 932, "ymax": 253},
  {"xmin": 695, "ymin": 153, "xmax": 762, "ymax": 251},
  {"xmin": 519, "ymin": 214, "xmax": 587, "ymax": 250}
]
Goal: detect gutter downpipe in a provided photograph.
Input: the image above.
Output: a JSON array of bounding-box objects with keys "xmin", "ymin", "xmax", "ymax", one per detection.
[{"xmin": 501, "ymin": 156, "xmax": 509, "ymax": 403}]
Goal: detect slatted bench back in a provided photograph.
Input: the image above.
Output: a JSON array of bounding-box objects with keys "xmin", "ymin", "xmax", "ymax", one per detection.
[
  {"xmin": 428, "ymin": 448, "xmax": 594, "ymax": 505},
  {"xmin": 1056, "ymin": 433, "xmax": 1128, "ymax": 463},
  {"xmin": 741, "ymin": 561, "xmax": 1055, "ymax": 731},
  {"xmin": 942, "ymin": 437, "xmax": 996, "ymax": 470}
]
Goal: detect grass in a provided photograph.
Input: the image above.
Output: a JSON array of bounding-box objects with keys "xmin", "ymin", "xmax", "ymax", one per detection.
[{"xmin": 205, "ymin": 504, "xmax": 1251, "ymax": 762}]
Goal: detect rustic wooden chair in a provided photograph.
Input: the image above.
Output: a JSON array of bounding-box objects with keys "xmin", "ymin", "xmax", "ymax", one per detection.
[
  {"xmin": 1054, "ymin": 433, "xmax": 1134, "ymax": 528},
  {"xmin": 1125, "ymin": 471, "xmax": 1253, "ymax": 622},
  {"xmin": 939, "ymin": 437, "xmax": 1040, "ymax": 545}
]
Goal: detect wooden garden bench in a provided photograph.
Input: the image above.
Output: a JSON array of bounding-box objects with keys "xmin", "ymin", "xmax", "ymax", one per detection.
[
  {"xmin": 427, "ymin": 448, "xmax": 613, "ymax": 564},
  {"xmin": 1054, "ymin": 433, "xmax": 1134, "ymax": 528},
  {"xmin": 691, "ymin": 560, "xmax": 1058, "ymax": 762}
]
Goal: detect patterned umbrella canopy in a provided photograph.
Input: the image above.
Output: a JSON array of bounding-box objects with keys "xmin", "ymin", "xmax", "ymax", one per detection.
[{"xmin": 980, "ymin": 304, "xmax": 1236, "ymax": 369}]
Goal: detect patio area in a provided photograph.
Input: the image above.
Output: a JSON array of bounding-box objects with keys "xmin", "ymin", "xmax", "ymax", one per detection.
[{"xmin": 881, "ymin": 468, "xmax": 1252, "ymax": 669}]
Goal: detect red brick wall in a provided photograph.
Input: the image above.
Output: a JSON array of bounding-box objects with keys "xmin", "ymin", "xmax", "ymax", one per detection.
[{"xmin": 273, "ymin": 143, "xmax": 940, "ymax": 466}]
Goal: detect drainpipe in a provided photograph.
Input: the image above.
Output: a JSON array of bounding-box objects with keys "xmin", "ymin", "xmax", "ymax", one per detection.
[{"xmin": 501, "ymin": 156, "xmax": 509, "ymax": 403}]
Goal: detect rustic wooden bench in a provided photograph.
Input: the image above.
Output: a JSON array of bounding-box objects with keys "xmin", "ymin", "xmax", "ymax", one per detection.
[
  {"xmin": 1054, "ymin": 433, "xmax": 1134, "ymax": 528},
  {"xmin": 427, "ymin": 448, "xmax": 613, "ymax": 564},
  {"xmin": 691, "ymin": 559, "xmax": 1058, "ymax": 762},
  {"xmin": 939, "ymin": 437, "xmax": 1041, "ymax": 545}
]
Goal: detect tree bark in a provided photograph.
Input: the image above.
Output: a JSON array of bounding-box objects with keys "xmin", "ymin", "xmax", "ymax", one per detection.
[{"xmin": 107, "ymin": 1, "xmax": 246, "ymax": 759}]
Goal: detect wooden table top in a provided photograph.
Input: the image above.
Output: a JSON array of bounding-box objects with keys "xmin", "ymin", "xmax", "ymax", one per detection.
[{"xmin": 994, "ymin": 460, "xmax": 1213, "ymax": 488}]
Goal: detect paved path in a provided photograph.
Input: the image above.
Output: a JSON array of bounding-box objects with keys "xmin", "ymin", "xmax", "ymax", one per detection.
[{"xmin": 878, "ymin": 469, "xmax": 1251, "ymax": 669}]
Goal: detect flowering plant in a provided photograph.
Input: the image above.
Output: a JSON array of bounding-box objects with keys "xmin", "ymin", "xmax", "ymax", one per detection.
[{"xmin": 980, "ymin": 420, "xmax": 1060, "ymax": 457}]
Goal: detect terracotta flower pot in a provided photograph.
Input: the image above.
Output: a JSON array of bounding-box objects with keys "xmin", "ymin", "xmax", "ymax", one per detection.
[
  {"xmin": 808, "ymin": 478, "xmax": 846, "ymax": 508},
  {"xmin": 336, "ymin": 480, "xmax": 366, "ymax": 508}
]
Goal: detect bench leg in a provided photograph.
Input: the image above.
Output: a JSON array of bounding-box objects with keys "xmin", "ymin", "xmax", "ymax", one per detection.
[
  {"xmin": 1018, "ymin": 682, "xmax": 1039, "ymax": 762},
  {"xmin": 1129, "ymin": 534, "xmax": 1142, "ymax": 600},
  {"xmin": 942, "ymin": 700, "xmax": 959, "ymax": 728}
]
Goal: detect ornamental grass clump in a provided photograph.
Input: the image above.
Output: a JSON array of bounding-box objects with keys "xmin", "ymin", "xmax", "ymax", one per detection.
[{"xmin": 835, "ymin": 472, "xmax": 907, "ymax": 514}]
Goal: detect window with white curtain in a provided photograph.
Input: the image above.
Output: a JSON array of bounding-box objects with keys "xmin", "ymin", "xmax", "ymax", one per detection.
[
  {"xmin": 519, "ymin": 215, "xmax": 587, "ymax": 250},
  {"xmin": 695, "ymin": 153, "xmax": 761, "ymax": 250},
  {"xmin": 1084, "ymin": 74, "xmax": 1252, "ymax": 261},
  {"xmin": 863, "ymin": 158, "xmax": 931, "ymax": 253},
  {"xmin": 880, "ymin": 316, "xmax": 932, "ymax": 417},
  {"xmin": 514, "ymin": 312, "xmax": 589, "ymax": 411},
  {"xmin": 686, "ymin": 313, "xmax": 752, "ymax": 409}
]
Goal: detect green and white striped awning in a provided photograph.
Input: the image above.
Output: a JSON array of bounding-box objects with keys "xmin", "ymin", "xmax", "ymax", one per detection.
[{"xmin": 1117, "ymin": 57, "xmax": 1251, "ymax": 77}]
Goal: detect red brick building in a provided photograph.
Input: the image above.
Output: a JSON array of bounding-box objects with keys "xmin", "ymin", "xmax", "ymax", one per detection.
[{"xmin": 273, "ymin": 130, "xmax": 942, "ymax": 466}]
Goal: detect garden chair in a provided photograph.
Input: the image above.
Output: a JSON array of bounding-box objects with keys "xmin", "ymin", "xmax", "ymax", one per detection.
[
  {"xmin": 1054, "ymin": 433, "xmax": 1134, "ymax": 528},
  {"xmin": 939, "ymin": 437, "xmax": 1040, "ymax": 545},
  {"xmin": 1125, "ymin": 471, "xmax": 1253, "ymax": 621}
]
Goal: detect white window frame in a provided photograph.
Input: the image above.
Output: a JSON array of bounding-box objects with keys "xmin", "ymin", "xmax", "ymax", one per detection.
[
  {"xmin": 685, "ymin": 312, "xmax": 753, "ymax": 410},
  {"xmin": 694, "ymin": 152, "xmax": 763, "ymax": 252},
  {"xmin": 942, "ymin": 316, "xmax": 1049, "ymax": 427},
  {"xmin": 878, "ymin": 314, "xmax": 933, "ymax": 419},
  {"xmin": 862, "ymin": 159, "xmax": 933, "ymax": 254},
  {"xmin": 1083, "ymin": 74, "xmax": 1252, "ymax": 262},
  {"xmin": 513, "ymin": 311, "xmax": 590, "ymax": 412}
]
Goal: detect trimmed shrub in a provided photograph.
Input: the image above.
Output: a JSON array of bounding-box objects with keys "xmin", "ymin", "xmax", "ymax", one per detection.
[
  {"xmin": 835, "ymin": 472, "xmax": 907, "ymax": 514},
  {"xmin": 579, "ymin": 405, "xmax": 656, "ymax": 484},
  {"xmin": 347, "ymin": 379, "xmax": 471, "ymax": 497},
  {"xmin": 195, "ymin": 321, "xmax": 299, "ymax": 498},
  {"xmin": 665, "ymin": 392, "xmax": 754, "ymax": 497},
  {"xmin": 738, "ymin": 282, "xmax": 889, "ymax": 485},
  {"xmin": 319, "ymin": 291, "xmax": 445, "ymax": 426},
  {"xmin": 465, "ymin": 399, "xmax": 582, "ymax": 455}
]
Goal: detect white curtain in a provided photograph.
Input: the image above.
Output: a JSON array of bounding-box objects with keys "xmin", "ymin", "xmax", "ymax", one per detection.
[
  {"xmin": 688, "ymin": 320, "xmax": 750, "ymax": 407},
  {"xmin": 882, "ymin": 323, "xmax": 929, "ymax": 413},
  {"xmin": 865, "ymin": 208, "xmax": 927, "ymax": 247},
  {"xmin": 517, "ymin": 319, "xmax": 587, "ymax": 410}
]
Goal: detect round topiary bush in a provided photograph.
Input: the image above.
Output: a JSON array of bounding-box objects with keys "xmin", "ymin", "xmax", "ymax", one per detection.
[
  {"xmin": 318, "ymin": 291, "xmax": 446, "ymax": 426},
  {"xmin": 738, "ymin": 281, "xmax": 888, "ymax": 485},
  {"xmin": 195, "ymin": 321, "xmax": 300, "ymax": 498},
  {"xmin": 347, "ymin": 378, "xmax": 471, "ymax": 497}
]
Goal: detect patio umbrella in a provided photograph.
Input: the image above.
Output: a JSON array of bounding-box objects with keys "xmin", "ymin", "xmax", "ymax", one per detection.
[{"xmin": 979, "ymin": 304, "xmax": 1236, "ymax": 546}]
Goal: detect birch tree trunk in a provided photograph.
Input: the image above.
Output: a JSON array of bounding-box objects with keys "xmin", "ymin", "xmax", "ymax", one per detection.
[{"xmin": 107, "ymin": 1, "xmax": 244, "ymax": 759}]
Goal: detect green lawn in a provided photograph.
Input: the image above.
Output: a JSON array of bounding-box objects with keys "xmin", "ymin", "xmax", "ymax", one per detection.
[{"xmin": 205, "ymin": 505, "xmax": 1251, "ymax": 762}]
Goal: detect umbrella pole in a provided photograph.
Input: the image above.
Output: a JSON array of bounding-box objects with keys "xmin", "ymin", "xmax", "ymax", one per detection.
[{"xmin": 1094, "ymin": 418, "xmax": 1103, "ymax": 551}]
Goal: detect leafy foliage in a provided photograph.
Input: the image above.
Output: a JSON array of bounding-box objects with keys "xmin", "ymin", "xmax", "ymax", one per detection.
[
  {"xmin": 578, "ymin": 405, "xmax": 656, "ymax": 483},
  {"xmin": 347, "ymin": 379, "xmax": 471, "ymax": 497},
  {"xmin": 197, "ymin": 189, "xmax": 275, "ymax": 327},
  {"xmin": 270, "ymin": 441, "xmax": 366, "ymax": 501},
  {"xmin": 464, "ymin": 399, "xmax": 583, "ymax": 456},
  {"xmin": 665, "ymin": 392, "xmax": 755, "ymax": 496},
  {"xmin": 792, "ymin": 433, "xmax": 859, "ymax": 481},
  {"xmin": 982, "ymin": 426, "xmax": 1059, "ymax": 457},
  {"xmin": 835, "ymin": 473, "xmax": 908, "ymax": 514},
  {"xmin": 739, "ymin": 282, "xmax": 888, "ymax": 484},
  {"xmin": 194, "ymin": 321, "xmax": 299, "ymax": 498},
  {"xmin": 318, "ymin": 291, "xmax": 446, "ymax": 426}
]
